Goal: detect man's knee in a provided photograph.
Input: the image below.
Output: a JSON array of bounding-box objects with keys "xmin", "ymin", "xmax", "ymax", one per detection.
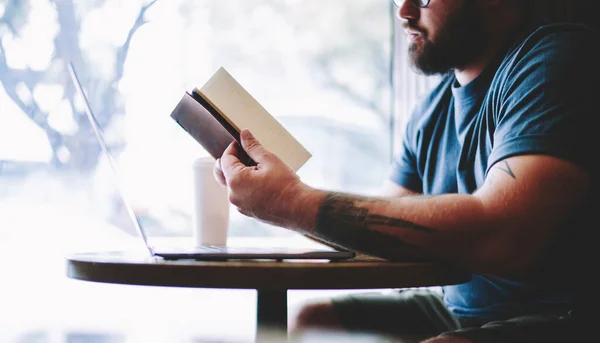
[{"xmin": 290, "ymin": 299, "xmax": 343, "ymax": 332}]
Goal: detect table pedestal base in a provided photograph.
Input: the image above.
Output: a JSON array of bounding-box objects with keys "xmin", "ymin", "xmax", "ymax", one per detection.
[{"xmin": 256, "ymin": 290, "xmax": 287, "ymax": 341}]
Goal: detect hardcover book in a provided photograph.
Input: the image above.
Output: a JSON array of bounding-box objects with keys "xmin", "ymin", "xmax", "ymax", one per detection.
[{"xmin": 170, "ymin": 67, "xmax": 312, "ymax": 171}]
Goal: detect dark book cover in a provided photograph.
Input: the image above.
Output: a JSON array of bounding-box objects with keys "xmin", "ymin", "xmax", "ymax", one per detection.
[
  {"xmin": 170, "ymin": 67, "xmax": 311, "ymax": 171},
  {"xmin": 169, "ymin": 90, "xmax": 254, "ymax": 166}
]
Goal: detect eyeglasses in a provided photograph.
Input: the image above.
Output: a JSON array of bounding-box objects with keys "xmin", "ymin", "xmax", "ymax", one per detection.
[{"xmin": 392, "ymin": 0, "xmax": 431, "ymax": 8}]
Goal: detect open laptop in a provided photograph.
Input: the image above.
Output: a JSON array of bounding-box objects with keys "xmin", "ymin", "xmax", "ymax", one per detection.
[{"xmin": 67, "ymin": 62, "xmax": 355, "ymax": 261}]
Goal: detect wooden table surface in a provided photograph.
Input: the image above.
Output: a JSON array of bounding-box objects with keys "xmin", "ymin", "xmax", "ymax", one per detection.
[
  {"xmin": 66, "ymin": 251, "xmax": 470, "ymax": 341},
  {"xmin": 66, "ymin": 250, "xmax": 470, "ymax": 290}
]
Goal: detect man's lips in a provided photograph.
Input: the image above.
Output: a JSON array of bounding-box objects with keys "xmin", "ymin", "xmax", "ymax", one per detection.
[{"xmin": 404, "ymin": 29, "xmax": 423, "ymax": 42}]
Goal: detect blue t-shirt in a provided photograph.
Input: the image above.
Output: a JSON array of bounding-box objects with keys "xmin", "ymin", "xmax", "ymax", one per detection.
[{"xmin": 390, "ymin": 23, "xmax": 599, "ymax": 319}]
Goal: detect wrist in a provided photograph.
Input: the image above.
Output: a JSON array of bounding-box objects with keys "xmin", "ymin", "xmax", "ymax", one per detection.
[{"xmin": 280, "ymin": 182, "xmax": 324, "ymax": 232}]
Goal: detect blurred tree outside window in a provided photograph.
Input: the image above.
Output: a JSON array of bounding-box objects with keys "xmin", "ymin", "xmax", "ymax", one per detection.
[
  {"xmin": 0, "ymin": 0, "xmax": 394, "ymax": 341},
  {"xmin": 1, "ymin": 0, "xmax": 393, "ymax": 239}
]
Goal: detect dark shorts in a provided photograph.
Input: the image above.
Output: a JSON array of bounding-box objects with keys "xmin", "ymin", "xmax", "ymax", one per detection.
[{"xmin": 330, "ymin": 288, "xmax": 584, "ymax": 343}]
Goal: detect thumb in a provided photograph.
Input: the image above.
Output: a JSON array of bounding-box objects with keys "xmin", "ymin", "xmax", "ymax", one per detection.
[{"xmin": 240, "ymin": 129, "xmax": 269, "ymax": 161}]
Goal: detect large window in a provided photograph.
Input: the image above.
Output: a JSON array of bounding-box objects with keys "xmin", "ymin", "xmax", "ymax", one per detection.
[{"xmin": 1, "ymin": 0, "xmax": 394, "ymax": 341}]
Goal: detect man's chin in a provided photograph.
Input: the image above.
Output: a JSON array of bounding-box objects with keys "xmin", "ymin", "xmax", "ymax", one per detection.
[
  {"xmin": 408, "ymin": 42, "xmax": 421, "ymax": 53},
  {"xmin": 408, "ymin": 46, "xmax": 424, "ymax": 65},
  {"xmin": 410, "ymin": 57, "xmax": 450, "ymax": 76}
]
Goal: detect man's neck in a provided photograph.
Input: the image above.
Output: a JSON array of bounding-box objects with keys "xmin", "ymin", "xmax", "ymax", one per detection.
[
  {"xmin": 453, "ymin": 36, "xmax": 505, "ymax": 86},
  {"xmin": 453, "ymin": 11, "xmax": 524, "ymax": 86}
]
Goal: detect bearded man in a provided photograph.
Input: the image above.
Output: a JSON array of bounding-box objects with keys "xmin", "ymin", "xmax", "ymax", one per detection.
[{"xmin": 215, "ymin": 0, "xmax": 600, "ymax": 341}]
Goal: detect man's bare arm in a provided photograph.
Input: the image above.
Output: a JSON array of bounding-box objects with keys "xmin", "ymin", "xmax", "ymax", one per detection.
[
  {"xmin": 220, "ymin": 131, "xmax": 589, "ymax": 276},
  {"xmin": 301, "ymin": 180, "xmax": 419, "ymax": 253},
  {"xmin": 293, "ymin": 155, "xmax": 589, "ymax": 275},
  {"xmin": 378, "ymin": 180, "xmax": 420, "ymax": 198}
]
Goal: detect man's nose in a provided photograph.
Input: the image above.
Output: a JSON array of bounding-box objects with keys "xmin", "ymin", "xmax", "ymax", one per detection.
[{"xmin": 397, "ymin": 0, "xmax": 420, "ymax": 21}]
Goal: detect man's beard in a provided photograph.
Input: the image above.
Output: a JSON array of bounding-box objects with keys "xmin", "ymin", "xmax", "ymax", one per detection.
[{"xmin": 406, "ymin": 1, "xmax": 486, "ymax": 76}]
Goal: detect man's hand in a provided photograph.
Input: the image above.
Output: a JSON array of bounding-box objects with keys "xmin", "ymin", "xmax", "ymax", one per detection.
[{"xmin": 214, "ymin": 129, "xmax": 316, "ymax": 229}]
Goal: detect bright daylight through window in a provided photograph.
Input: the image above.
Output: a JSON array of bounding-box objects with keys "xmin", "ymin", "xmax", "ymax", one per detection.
[{"xmin": 0, "ymin": 0, "xmax": 393, "ymax": 341}]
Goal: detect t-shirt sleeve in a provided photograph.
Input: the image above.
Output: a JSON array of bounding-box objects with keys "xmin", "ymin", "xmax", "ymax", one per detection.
[
  {"xmin": 389, "ymin": 113, "xmax": 423, "ymax": 192},
  {"xmin": 488, "ymin": 25, "xmax": 599, "ymax": 173},
  {"xmin": 388, "ymin": 74, "xmax": 453, "ymax": 192}
]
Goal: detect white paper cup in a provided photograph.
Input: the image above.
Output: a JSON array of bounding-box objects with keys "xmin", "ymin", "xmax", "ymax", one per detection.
[{"xmin": 192, "ymin": 156, "xmax": 229, "ymax": 246}]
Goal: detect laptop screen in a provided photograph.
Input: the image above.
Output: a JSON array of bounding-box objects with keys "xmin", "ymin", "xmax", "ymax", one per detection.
[
  {"xmin": 68, "ymin": 62, "xmax": 154, "ymax": 257},
  {"xmin": 66, "ymin": 63, "xmax": 356, "ymax": 262}
]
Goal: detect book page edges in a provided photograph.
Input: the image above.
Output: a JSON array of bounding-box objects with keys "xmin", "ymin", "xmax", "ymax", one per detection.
[
  {"xmin": 198, "ymin": 68, "xmax": 312, "ymax": 171},
  {"xmin": 192, "ymin": 86, "xmax": 240, "ymax": 133}
]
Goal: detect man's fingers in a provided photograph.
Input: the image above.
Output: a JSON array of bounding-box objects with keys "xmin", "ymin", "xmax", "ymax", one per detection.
[
  {"xmin": 225, "ymin": 139, "xmax": 240, "ymax": 156},
  {"xmin": 240, "ymin": 129, "xmax": 269, "ymax": 162},
  {"xmin": 221, "ymin": 141, "xmax": 247, "ymax": 180},
  {"xmin": 213, "ymin": 158, "xmax": 226, "ymax": 186}
]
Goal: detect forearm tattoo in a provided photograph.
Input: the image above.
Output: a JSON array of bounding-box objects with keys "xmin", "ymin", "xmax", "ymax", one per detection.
[{"xmin": 314, "ymin": 193, "xmax": 436, "ymax": 259}]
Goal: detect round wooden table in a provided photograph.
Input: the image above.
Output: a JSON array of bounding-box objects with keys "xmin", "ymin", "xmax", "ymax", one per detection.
[{"xmin": 66, "ymin": 251, "xmax": 470, "ymax": 341}]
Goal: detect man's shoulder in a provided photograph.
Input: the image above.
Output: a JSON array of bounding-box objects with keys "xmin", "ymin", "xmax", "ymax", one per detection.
[
  {"xmin": 512, "ymin": 22, "xmax": 599, "ymax": 54},
  {"xmin": 496, "ymin": 22, "xmax": 600, "ymax": 80},
  {"xmin": 531, "ymin": 21, "xmax": 598, "ymax": 35}
]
